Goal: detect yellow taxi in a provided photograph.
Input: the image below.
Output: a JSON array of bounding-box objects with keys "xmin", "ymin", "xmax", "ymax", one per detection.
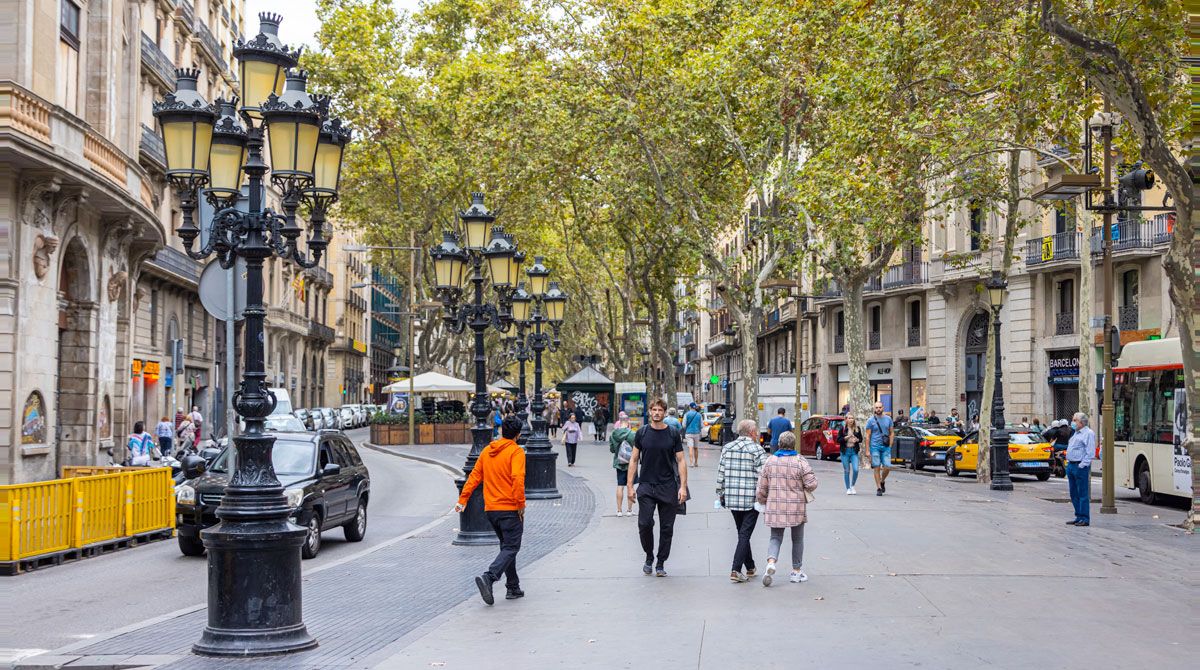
[
  {"xmin": 945, "ymin": 430, "xmax": 1053, "ymax": 480},
  {"xmin": 892, "ymin": 425, "xmax": 963, "ymax": 470},
  {"xmin": 701, "ymin": 412, "xmax": 724, "ymax": 443}
]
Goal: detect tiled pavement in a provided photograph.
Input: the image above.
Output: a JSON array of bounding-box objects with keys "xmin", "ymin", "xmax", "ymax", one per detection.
[{"xmin": 31, "ymin": 444, "xmax": 592, "ymax": 670}]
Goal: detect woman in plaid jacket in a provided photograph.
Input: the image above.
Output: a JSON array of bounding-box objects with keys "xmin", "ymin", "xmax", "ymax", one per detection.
[{"xmin": 756, "ymin": 431, "xmax": 818, "ymax": 586}]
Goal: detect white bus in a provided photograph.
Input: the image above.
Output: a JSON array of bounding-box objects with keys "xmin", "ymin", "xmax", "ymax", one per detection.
[{"xmin": 1112, "ymin": 338, "xmax": 1192, "ymax": 504}]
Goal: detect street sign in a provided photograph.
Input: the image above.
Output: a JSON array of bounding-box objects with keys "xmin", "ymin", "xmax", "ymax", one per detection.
[
  {"xmin": 198, "ymin": 258, "xmax": 247, "ymax": 321},
  {"xmin": 721, "ymin": 380, "xmax": 728, "ymax": 391},
  {"xmin": 709, "ymin": 374, "xmax": 720, "ymax": 384}
]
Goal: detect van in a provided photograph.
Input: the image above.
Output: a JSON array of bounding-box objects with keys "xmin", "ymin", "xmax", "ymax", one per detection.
[
  {"xmin": 676, "ymin": 392, "xmax": 695, "ymax": 410},
  {"xmin": 269, "ymin": 387, "xmax": 293, "ymax": 417}
]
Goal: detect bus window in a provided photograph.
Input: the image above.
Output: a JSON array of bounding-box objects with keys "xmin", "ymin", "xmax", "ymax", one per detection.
[
  {"xmin": 1113, "ymin": 378, "xmax": 1132, "ymax": 441},
  {"xmin": 1131, "ymin": 373, "xmax": 1155, "ymax": 443}
]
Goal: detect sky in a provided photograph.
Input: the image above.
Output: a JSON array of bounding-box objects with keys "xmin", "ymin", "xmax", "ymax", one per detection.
[{"xmin": 246, "ymin": 0, "xmax": 424, "ymax": 48}]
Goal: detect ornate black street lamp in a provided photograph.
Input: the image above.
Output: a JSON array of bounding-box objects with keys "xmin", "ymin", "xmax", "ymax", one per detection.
[
  {"xmin": 153, "ymin": 13, "xmax": 349, "ymax": 656},
  {"xmin": 430, "ymin": 194, "xmax": 526, "ymax": 544},
  {"xmin": 718, "ymin": 325, "xmax": 737, "ymax": 445},
  {"xmin": 507, "ymin": 284, "xmax": 534, "ymax": 444},
  {"xmin": 985, "ymin": 271, "xmax": 1014, "ymax": 492}
]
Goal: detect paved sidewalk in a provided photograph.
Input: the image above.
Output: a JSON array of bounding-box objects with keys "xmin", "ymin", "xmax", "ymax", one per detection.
[
  {"xmin": 379, "ymin": 439, "xmax": 1196, "ymax": 670},
  {"xmin": 16, "ymin": 444, "xmax": 593, "ymax": 670}
]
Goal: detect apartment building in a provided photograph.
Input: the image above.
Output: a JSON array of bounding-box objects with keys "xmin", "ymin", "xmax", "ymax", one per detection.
[{"xmin": 326, "ymin": 227, "xmax": 369, "ymax": 403}]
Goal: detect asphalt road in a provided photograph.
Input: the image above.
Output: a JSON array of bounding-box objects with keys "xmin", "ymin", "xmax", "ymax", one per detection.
[{"xmin": 0, "ymin": 428, "xmax": 452, "ymax": 660}]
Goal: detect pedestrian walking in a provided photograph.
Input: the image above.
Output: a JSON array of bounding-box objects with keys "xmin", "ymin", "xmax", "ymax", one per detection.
[
  {"xmin": 865, "ymin": 401, "xmax": 895, "ymax": 496},
  {"xmin": 766, "ymin": 407, "xmax": 793, "ymax": 451},
  {"xmin": 189, "ymin": 406, "xmax": 204, "ymax": 447},
  {"xmin": 174, "ymin": 407, "xmax": 185, "ymax": 430},
  {"xmin": 609, "ymin": 422, "xmax": 637, "ymax": 516},
  {"xmin": 593, "ymin": 404, "xmax": 609, "ymax": 442},
  {"xmin": 756, "ymin": 431, "xmax": 817, "ymax": 586},
  {"xmin": 455, "ymin": 416, "xmax": 526, "ymax": 605},
  {"xmin": 682, "ymin": 403, "xmax": 703, "ymax": 467},
  {"xmin": 717, "ymin": 419, "xmax": 768, "ymax": 583},
  {"xmin": 1031, "ymin": 417, "xmax": 1043, "ymax": 434},
  {"xmin": 561, "ymin": 413, "xmax": 582, "ymax": 466},
  {"xmin": 492, "ymin": 406, "xmax": 503, "ymax": 438},
  {"xmin": 155, "ymin": 415, "xmax": 174, "ymax": 459},
  {"xmin": 615, "ymin": 410, "xmax": 632, "ymax": 431},
  {"xmin": 1065, "ymin": 412, "xmax": 1096, "ymax": 527},
  {"xmin": 127, "ymin": 421, "xmax": 153, "ymax": 466},
  {"xmin": 836, "ymin": 415, "xmax": 864, "ymax": 494},
  {"xmin": 664, "ymin": 407, "xmax": 683, "ymax": 432},
  {"xmin": 177, "ymin": 414, "xmax": 197, "ymax": 450},
  {"xmin": 626, "ymin": 398, "xmax": 688, "ymax": 577},
  {"xmin": 549, "ymin": 403, "xmax": 561, "ymax": 437}
]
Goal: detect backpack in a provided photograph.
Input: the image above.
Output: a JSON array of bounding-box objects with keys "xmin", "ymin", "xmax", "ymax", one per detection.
[{"xmin": 617, "ymin": 438, "xmax": 634, "ymax": 464}]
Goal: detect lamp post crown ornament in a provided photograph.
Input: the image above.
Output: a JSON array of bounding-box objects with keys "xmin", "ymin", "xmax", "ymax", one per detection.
[
  {"xmin": 236, "ymin": 12, "xmax": 302, "ymax": 61},
  {"xmin": 460, "ymin": 191, "xmax": 496, "ymax": 222}
]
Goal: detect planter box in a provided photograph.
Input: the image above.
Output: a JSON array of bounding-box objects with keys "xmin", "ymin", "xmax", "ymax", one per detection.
[
  {"xmin": 434, "ymin": 423, "xmax": 470, "ymax": 444},
  {"xmin": 418, "ymin": 425, "xmax": 435, "ymax": 444}
]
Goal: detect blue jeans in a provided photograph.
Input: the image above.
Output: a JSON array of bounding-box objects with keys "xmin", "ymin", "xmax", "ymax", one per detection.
[
  {"xmin": 841, "ymin": 448, "xmax": 859, "ymax": 488},
  {"xmin": 1067, "ymin": 462, "xmax": 1090, "ymax": 523}
]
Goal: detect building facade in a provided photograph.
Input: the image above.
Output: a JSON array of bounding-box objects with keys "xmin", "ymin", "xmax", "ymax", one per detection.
[
  {"xmin": 368, "ymin": 266, "xmax": 404, "ymax": 403},
  {"xmin": 326, "ymin": 228, "xmax": 369, "ymax": 404}
]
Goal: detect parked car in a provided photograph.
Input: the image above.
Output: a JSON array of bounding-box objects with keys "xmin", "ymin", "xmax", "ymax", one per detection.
[
  {"xmin": 309, "ymin": 408, "xmax": 326, "ymax": 431},
  {"xmin": 893, "ymin": 425, "xmax": 963, "ymax": 470},
  {"xmin": 945, "ymin": 431, "xmax": 1053, "ymax": 480},
  {"xmin": 797, "ymin": 415, "xmax": 846, "ymax": 460},
  {"xmin": 268, "ymin": 387, "xmax": 294, "ymax": 417},
  {"xmin": 294, "ymin": 408, "xmax": 314, "ymax": 431},
  {"xmin": 175, "ymin": 430, "xmax": 371, "ymax": 559},
  {"xmin": 701, "ymin": 412, "xmax": 725, "ymax": 443},
  {"xmin": 234, "ymin": 413, "xmax": 309, "ymax": 435},
  {"xmin": 318, "ymin": 407, "xmax": 339, "ymax": 431},
  {"xmin": 339, "ymin": 406, "xmax": 357, "ymax": 429}
]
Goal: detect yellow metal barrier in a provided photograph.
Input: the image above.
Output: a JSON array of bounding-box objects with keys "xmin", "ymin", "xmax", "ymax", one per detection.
[
  {"xmin": 62, "ymin": 465, "xmax": 133, "ymax": 478},
  {"xmin": 0, "ymin": 479, "xmax": 74, "ymax": 561},
  {"xmin": 0, "ymin": 467, "xmax": 174, "ymax": 568}
]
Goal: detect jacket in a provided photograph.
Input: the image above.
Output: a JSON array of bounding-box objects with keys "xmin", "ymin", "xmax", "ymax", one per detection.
[
  {"xmin": 836, "ymin": 425, "xmax": 864, "ymax": 452},
  {"xmin": 717, "ymin": 436, "xmax": 768, "ymax": 511},
  {"xmin": 562, "ymin": 421, "xmax": 582, "ymax": 443},
  {"xmin": 756, "ymin": 454, "xmax": 818, "ymax": 527},
  {"xmin": 457, "ymin": 438, "xmax": 526, "ymax": 511},
  {"xmin": 609, "ymin": 426, "xmax": 635, "ymax": 470}
]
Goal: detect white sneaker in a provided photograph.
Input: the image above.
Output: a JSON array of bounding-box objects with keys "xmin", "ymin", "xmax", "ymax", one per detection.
[
  {"xmin": 763, "ymin": 562, "xmax": 776, "ymax": 587},
  {"xmin": 846, "ymin": 488, "xmax": 852, "ymax": 495},
  {"xmin": 790, "ymin": 570, "xmax": 808, "ymax": 583},
  {"xmin": 849, "ymin": 487, "xmax": 857, "ymax": 495}
]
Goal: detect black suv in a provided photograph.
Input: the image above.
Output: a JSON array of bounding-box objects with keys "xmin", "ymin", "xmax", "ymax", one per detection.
[{"xmin": 175, "ymin": 430, "xmax": 371, "ymax": 559}]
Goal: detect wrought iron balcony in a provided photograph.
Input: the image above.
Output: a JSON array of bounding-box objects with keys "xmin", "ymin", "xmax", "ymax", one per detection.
[
  {"xmin": 1089, "ymin": 215, "xmax": 1174, "ymax": 256},
  {"xmin": 907, "ymin": 327, "xmax": 921, "ymax": 347},
  {"xmin": 194, "ymin": 19, "xmax": 226, "ymax": 71},
  {"xmin": 308, "ymin": 320, "xmax": 335, "ymax": 344},
  {"xmin": 303, "ymin": 265, "xmax": 334, "ymax": 289},
  {"xmin": 145, "ymin": 245, "xmax": 201, "ymax": 285},
  {"xmin": 1055, "ymin": 312, "xmax": 1075, "ymax": 336},
  {"xmin": 1025, "ymin": 231, "xmax": 1081, "ymax": 267},
  {"xmin": 868, "ymin": 331, "xmax": 881, "ymax": 350},
  {"xmin": 139, "ymin": 123, "xmax": 166, "ymax": 173},
  {"xmin": 1118, "ymin": 304, "xmax": 1139, "ymax": 331},
  {"xmin": 882, "ymin": 261, "xmax": 928, "ymax": 289},
  {"xmin": 140, "ymin": 32, "xmax": 176, "ymax": 89}
]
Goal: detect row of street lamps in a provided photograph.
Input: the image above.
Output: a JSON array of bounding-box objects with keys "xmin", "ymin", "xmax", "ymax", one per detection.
[{"xmin": 429, "ymin": 195, "xmax": 569, "ymax": 543}]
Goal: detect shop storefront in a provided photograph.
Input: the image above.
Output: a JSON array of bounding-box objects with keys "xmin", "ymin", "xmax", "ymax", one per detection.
[
  {"xmin": 835, "ymin": 363, "xmax": 894, "ymax": 413},
  {"xmin": 1048, "ymin": 349, "xmax": 1080, "ymax": 420},
  {"xmin": 909, "ymin": 360, "xmax": 927, "ymax": 419}
]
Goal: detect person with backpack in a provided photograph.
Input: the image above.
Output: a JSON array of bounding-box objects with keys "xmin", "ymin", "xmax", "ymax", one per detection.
[
  {"xmin": 756, "ymin": 431, "xmax": 818, "ymax": 586},
  {"xmin": 626, "ymin": 398, "xmax": 688, "ymax": 577},
  {"xmin": 561, "ymin": 413, "xmax": 583, "ymax": 466},
  {"xmin": 609, "ymin": 422, "xmax": 637, "ymax": 517},
  {"xmin": 177, "ymin": 414, "xmax": 197, "ymax": 451},
  {"xmin": 717, "ymin": 419, "xmax": 768, "ymax": 583}
]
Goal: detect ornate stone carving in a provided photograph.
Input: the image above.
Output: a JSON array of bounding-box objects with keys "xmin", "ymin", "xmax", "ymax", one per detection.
[
  {"xmin": 107, "ymin": 270, "xmax": 127, "ymax": 301},
  {"xmin": 102, "ymin": 217, "xmax": 136, "ymax": 262},
  {"xmin": 33, "ymin": 234, "xmax": 59, "ymax": 279},
  {"xmin": 20, "ymin": 177, "xmax": 61, "ymax": 229},
  {"xmin": 53, "ymin": 189, "xmax": 89, "ymax": 236},
  {"xmin": 133, "ymin": 286, "xmax": 148, "ymax": 313}
]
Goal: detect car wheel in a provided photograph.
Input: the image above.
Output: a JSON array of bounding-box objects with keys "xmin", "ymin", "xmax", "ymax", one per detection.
[
  {"xmin": 178, "ymin": 535, "xmax": 205, "ymax": 557},
  {"xmin": 1136, "ymin": 464, "xmax": 1158, "ymax": 505},
  {"xmin": 945, "ymin": 453, "xmax": 958, "ymax": 477},
  {"xmin": 343, "ymin": 498, "xmax": 367, "ymax": 542},
  {"xmin": 814, "ymin": 445, "xmax": 823, "ymax": 460},
  {"xmin": 302, "ymin": 512, "xmax": 322, "ymax": 559},
  {"xmin": 1036, "ymin": 472, "xmax": 1051, "ymax": 482}
]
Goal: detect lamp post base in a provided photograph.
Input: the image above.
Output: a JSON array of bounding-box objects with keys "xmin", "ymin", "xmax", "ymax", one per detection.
[
  {"xmin": 193, "ymin": 519, "xmax": 316, "ymax": 657},
  {"xmin": 525, "ymin": 449, "xmax": 561, "ymax": 500},
  {"xmin": 452, "ymin": 480, "xmax": 499, "ymax": 546}
]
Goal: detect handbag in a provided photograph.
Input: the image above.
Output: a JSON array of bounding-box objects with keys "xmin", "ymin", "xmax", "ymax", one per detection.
[{"xmin": 804, "ymin": 488, "xmax": 815, "ymax": 503}]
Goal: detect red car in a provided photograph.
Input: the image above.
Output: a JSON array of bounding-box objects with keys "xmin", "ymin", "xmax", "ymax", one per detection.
[{"xmin": 797, "ymin": 415, "xmax": 846, "ymax": 460}]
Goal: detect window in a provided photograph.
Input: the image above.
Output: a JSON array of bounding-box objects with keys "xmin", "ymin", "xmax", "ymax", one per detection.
[
  {"xmin": 871, "ymin": 306, "xmax": 881, "ymax": 334},
  {"xmin": 58, "ymin": 1, "xmax": 82, "ymax": 114},
  {"xmin": 909, "ymin": 300, "xmax": 922, "ymax": 330},
  {"xmin": 1054, "ymin": 202, "xmax": 1074, "ymax": 235},
  {"xmin": 968, "ymin": 202, "xmax": 983, "ymax": 251},
  {"xmin": 1057, "ymin": 279, "xmax": 1074, "ymax": 314},
  {"xmin": 202, "ymin": 312, "xmax": 209, "ymax": 354},
  {"xmin": 1121, "ymin": 269, "xmax": 1138, "ymax": 307},
  {"xmin": 187, "ymin": 304, "xmax": 194, "ymax": 355},
  {"xmin": 150, "ymin": 289, "xmax": 159, "ymax": 342}
]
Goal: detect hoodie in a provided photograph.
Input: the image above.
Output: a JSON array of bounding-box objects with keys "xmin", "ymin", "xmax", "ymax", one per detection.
[
  {"xmin": 609, "ymin": 426, "xmax": 635, "ymax": 469},
  {"xmin": 457, "ymin": 437, "xmax": 526, "ymax": 511}
]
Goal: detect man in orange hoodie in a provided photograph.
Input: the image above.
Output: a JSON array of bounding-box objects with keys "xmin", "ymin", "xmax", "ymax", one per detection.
[{"xmin": 455, "ymin": 415, "xmax": 526, "ymax": 605}]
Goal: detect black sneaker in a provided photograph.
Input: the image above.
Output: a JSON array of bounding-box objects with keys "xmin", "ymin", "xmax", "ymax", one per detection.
[
  {"xmin": 655, "ymin": 565, "xmax": 667, "ymax": 577},
  {"xmin": 876, "ymin": 488, "xmax": 883, "ymax": 496},
  {"xmin": 643, "ymin": 561, "xmax": 653, "ymax": 575},
  {"xmin": 1065, "ymin": 519, "xmax": 1080, "ymax": 525},
  {"xmin": 475, "ymin": 574, "xmax": 495, "ymax": 605},
  {"xmin": 880, "ymin": 481, "xmax": 886, "ymax": 493},
  {"xmin": 1075, "ymin": 522, "xmax": 1090, "ymax": 527},
  {"xmin": 505, "ymin": 587, "xmax": 525, "ymax": 600}
]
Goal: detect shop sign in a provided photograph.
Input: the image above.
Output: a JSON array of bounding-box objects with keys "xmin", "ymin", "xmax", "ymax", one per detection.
[
  {"xmin": 1048, "ymin": 350, "xmax": 1079, "ymax": 385},
  {"xmin": 143, "ymin": 360, "xmax": 161, "ymax": 381},
  {"xmin": 131, "ymin": 359, "xmax": 143, "ymax": 377},
  {"xmin": 353, "ymin": 339, "xmax": 367, "ymax": 353},
  {"xmin": 868, "ymin": 363, "xmax": 892, "ymax": 381}
]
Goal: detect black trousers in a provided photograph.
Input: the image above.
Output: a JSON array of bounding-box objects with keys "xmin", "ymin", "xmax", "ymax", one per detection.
[
  {"xmin": 595, "ymin": 424, "xmax": 606, "ymax": 441},
  {"xmin": 637, "ymin": 496, "xmax": 679, "ymax": 566},
  {"xmin": 729, "ymin": 509, "xmax": 759, "ymax": 573},
  {"xmin": 485, "ymin": 511, "xmax": 523, "ymax": 589},
  {"xmin": 565, "ymin": 442, "xmax": 578, "ymax": 465}
]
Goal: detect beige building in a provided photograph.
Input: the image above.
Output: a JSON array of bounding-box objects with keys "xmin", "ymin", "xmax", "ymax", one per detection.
[{"xmin": 325, "ymin": 226, "xmax": 369, "ymax": 404}]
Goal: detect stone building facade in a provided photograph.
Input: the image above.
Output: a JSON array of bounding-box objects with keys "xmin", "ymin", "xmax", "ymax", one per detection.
[{"xmin": 326, "ymin": 228, "xmax": 369, "ymax": 404}]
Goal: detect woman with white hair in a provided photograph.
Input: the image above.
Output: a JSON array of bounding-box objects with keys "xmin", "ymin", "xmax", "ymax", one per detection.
[{"xmin": 755, "ymin": 431, "xmax": 818, "ymax": 586}]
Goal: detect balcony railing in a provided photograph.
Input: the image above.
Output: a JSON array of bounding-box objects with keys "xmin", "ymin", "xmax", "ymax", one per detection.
[
  {"xmin": 308, "ymin": 320, "xmax": 335, "ymax": 343},
  {"xmin": 146, "ymin": 245, "xmax": 201, "ymax": 285},
  {"xmin": 1089, "ymin": 215, "xmax": 1174, "ymax": 256},
  {"xmin": 174, "ymin": 0, "xmax": 195, "ymax": 32},
  {"xmin": 139, "ymin": 123, "xmax": 166, "ymax": 172},
  {"xmin": 1118, "ymin": 304, "xmax": 1139, "ymax": 331},
  {"xmin": 1026, "ymin": 231, "xmax": 1082, "ymax": 266},
  {"xmin": 1055, "ymin": 312, "xmax": 1075, "ymax": 335},
  {"xmin": 907, "ymin": 327, "xmax": 921, "ymax": 347},
  {"xmin": 868, "ymin": 331, "xmax": 881, "ymax": 350},
  {"xmin": 882, "ymin": 261, "xmax": 928, "ymax": 289},
  {"xmin": 304, "ymin": 265, "xmax": 334, "ymax": 288},
  {"xmin": 194, "ymin": 19, "xmax": 226, "ymax": 71},
  {"xmin": 833, "ymin": 335, "xmax": 845, "ymax": 354},
  {"xmin": 140, "ymin": 32, "xmax": 176, "ymax": 88}
]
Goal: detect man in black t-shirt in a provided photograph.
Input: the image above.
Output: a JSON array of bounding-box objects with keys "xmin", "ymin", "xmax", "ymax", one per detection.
[{"xmin": 626, "ymin": 398, "xmax": 688, "ymax": 577}]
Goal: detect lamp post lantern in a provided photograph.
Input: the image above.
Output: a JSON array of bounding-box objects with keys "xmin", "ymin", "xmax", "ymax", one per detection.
[
  {"xmin": 430, "ymin": 194, "xmax": 525, "ymax": 544},
  {"xmin": 509, "ymin": 284, "xmax": 534, "ymax": 444},
  {"xmin": 521, "ymin": 278, "xmax": 567, "ymax": 499},
  {"xmin": 152, "ymin": 12, "xmax": 350, "ymax": 657},
  {"xmin": 985, "ymin": 271, "xmax": 1014, "ymax": 492}
]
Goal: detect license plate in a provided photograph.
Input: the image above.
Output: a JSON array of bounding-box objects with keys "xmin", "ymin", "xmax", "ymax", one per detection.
[
  {"xmin": 1014, "ymin": 461, "xmax": 1046, "ymax": 468},
  {"xmin": 931, "ymin": 452, "xmax": 946, "ymax": 460}
]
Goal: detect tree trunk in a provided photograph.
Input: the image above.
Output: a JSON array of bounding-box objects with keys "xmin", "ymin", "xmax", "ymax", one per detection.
[
  {"xmin": 978, "ymin": 312, "xmax": 994, "ymax": 482},
  {"xmin": 841, "ymin": 281, "xmax": 870, "ymax": 424},
  {"xmin": 739, "ymin": 308, "xmax": 762, "ymax": 427},
  {"xmin": 1164, "ymin": 202, "xmax": 1198, "ymax": 531},
  {"xmin": 1076, "ymin": 209, "xmax": 1096, "ymax": 418}
]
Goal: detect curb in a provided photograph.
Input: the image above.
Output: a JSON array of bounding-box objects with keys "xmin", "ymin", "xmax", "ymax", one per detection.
[{"xmin": 360, "ymin": 442, "xmax": 464, "ymax": 478}]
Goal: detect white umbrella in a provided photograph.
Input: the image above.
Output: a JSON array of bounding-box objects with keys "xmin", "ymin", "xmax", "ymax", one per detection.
[{"xmin": 382, "ymin": 371, "xmax": 506, "ymax": 395}]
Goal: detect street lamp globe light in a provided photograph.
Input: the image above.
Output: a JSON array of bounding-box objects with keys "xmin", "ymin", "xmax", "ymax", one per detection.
[
  {"xmin": 460, "ymin": 191, "xmax": 496, "ymax": 250},
  {"xmin": 543, "ymin": 281, "xmax": 568, "ymax": 323},
  {"xmin": 986, "ymin": 270, "xmax": 1007, "ymax": 310},
  {"xmin": 526, "ymin": 255, "xmax": 550, "ymax": 296},
  {"xmin": 307, "ymin": 118, "xmax": 352, "ymax": 206},
  {"xmin": 260, "ymin": 70, "xmax": 327, "ymax": 193},
  {"xmin": 510, "ymin": 283, "xmax": 533, "ymax": 324},
  {"xmin": 430, "ymin": 232, "xmax": 468, "ymax": 293},
  {"xmin": 205, "ymin": 98, "xmax": 248, "ymax": 204},
  {"xmin": 482, "ymin": 228, "xmax": 518, "ymax": 288},
  {"xmin": 234, "ymin": 13, "xmax": 298, "ymax": 120},
  {"xmin": 153, "ymin": 68, "xmax": 217, "ymax": 193}
]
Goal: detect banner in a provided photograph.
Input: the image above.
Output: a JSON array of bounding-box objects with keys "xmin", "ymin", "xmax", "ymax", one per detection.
[{"xmin": 1173, "ymin": 388, "xmax": 1192, "ymax": 495}]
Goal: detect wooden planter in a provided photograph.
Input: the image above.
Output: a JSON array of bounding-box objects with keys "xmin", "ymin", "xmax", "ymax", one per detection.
[
  {"xmin": 418, "ymin": 424, "xmax": 435, "ymax": 444},
  {"xmin": 434, "ymin": 423, "xmax": 469, "ymax": 444}
]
